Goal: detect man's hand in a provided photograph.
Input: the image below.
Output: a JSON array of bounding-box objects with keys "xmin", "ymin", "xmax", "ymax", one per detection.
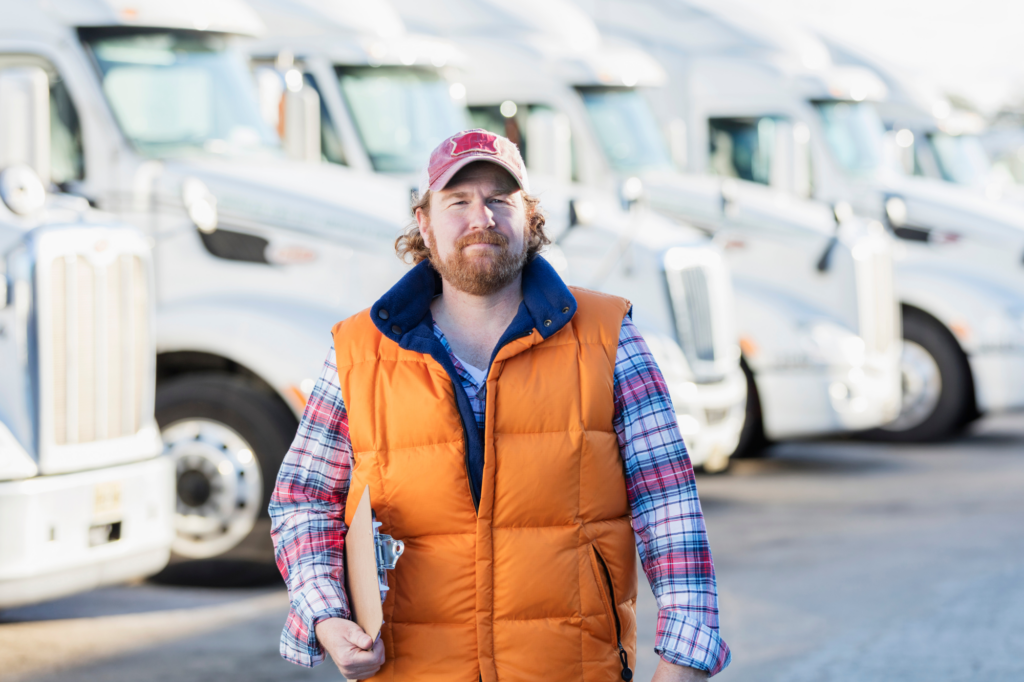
[
  {"xmin": 651, "ymin": 659, "xmax": 708, "ymax": 682},
  {"xmin": 315, "ymin": 617, "xmax": 385, "ymax": 680}
]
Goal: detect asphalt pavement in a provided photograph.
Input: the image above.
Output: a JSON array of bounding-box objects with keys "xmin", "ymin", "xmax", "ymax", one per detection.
[{"xmin": 3, "ymin": 413, "xmax": 1023, "ymax": 682}]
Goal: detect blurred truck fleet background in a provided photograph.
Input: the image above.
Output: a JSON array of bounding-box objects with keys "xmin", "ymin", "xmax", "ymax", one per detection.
[{"xmin": 2, "ymin": 0, "xmax": 1024, "ymax": 610}]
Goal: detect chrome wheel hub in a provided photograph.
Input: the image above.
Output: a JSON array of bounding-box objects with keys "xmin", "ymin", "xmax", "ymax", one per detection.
[
  {"xmin": 883, "ymin": 340, "xmax": 942, "ymax": 432},
  {"xmin": 164, "ymin": 419, "xmax": 263, "ymax": 558}
]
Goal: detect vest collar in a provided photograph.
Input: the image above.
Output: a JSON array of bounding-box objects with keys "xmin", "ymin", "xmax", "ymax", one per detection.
[{"xmin": 369, "ymin": 255, "xmax": 578, "ymax": 345}]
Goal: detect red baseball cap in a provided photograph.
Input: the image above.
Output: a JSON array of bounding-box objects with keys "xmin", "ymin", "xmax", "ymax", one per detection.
[{"xmin": 421, "ymin": 129, "xmax": 530, "ymax": 194}]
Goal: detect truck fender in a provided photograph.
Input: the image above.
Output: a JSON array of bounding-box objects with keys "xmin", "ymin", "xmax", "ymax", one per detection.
[
  {"xmin": 156, "ymin": 296, "xmax": 357, "ymax": 416},
  {"xmin": 895, "ymin": 265, "xmax": 1024, "ymax": 355}
]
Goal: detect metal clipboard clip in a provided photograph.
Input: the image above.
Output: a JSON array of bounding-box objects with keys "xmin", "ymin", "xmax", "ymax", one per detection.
[{"xmin": 371, "ymin": 515, "xmax": 405, "ymax": 603}]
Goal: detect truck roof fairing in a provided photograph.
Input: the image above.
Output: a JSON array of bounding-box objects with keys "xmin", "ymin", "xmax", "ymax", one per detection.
[
  {"xmin": 246, "ymin": 0, "xmax": 405, "ymax": 40},
  {"xmin": 392, "ymin": 0, "xmax": 664, "ymax": 88},
  {"xmin": 247, "ymin": 32, "xmax": 464, "ymax": 70},
  {"xmin": 39, "ymin": 0, "xmax": 265, "ymax": 37}
]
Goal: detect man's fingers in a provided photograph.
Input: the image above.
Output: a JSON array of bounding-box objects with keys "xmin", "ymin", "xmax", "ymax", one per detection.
[
  {"xmin": 345, "ymin": 645, "xmax": 380, "ymax": 664},
  {"xmin": 340, "ymin": 639, "xmax": 384, "ymax": 676},
  {"xmin": 342, "ymin": 626, "xmax": 374, "ymax": 651}
]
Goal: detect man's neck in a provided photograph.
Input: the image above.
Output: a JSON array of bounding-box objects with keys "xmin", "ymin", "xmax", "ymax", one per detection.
[{"xmin": 430, "ymin": 275, "xmax": 524, "ymax": 372}]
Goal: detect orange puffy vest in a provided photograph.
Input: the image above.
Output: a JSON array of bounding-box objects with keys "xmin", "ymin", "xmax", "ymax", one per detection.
[{"xmin": 332, "ymin": 287, "xmax": 636, "ymax": 682}]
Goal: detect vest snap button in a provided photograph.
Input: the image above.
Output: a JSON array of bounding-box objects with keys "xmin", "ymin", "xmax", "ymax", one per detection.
[
  {"xmin": 562, "ymin": 306, "xmax": 569, "ymax": 314},
  {"xmin": 378, "ymin": 309, "xmax": 389, "ymax": 320},
  {"xmin": 391, "ymin": 324, "xmax": 401, "ymax": 334},
  {"xmin": 544, "ymin": 319, "xmax": 552, "ymax": 326}
]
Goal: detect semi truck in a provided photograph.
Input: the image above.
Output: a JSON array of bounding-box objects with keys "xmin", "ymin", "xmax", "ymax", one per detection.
[
  {"xmin": 583, "ymin": 0, "xmax": 1024, "ymax": 441},
  {"xmin": 0, "ymin": 65, "xmax": 173, "ymax": 608},
  {"xmin": 393, "ymin": 0, "xmax": 903, "ymax": 451},
  {"xmin": 242, "ymin": 0, "xmax": 749, "ymax": 470},
  {"xmin": 820, "ymin": 36, "xmax": 1024, "ymax": 204},
  {"xmin": 4, "ymin": 0, "xmax": 430, "ymax": 559}
]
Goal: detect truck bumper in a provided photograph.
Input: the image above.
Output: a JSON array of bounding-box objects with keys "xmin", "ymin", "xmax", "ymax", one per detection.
[
  {"xmin": 757, "ymin": 361, "xmax": 902, "ymax": 440},
  {"xmin": 669, "ymin": 367, "xmax": 747, "ymax": 467},
  {"xmin": 0, "ymin": 456, "xmax": 175, "ymax": 609},
  {"xmin": 970, "ymin": 349, "xmax": 1024, "ymax": 414}
]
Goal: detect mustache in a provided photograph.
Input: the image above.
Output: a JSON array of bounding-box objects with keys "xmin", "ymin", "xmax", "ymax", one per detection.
[{"xmin": 455, "ymin": 231, "xmax": 509, "ymax": 250}]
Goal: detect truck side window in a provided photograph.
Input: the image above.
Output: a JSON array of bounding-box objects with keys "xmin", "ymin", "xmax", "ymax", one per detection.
[{"xmin": 50, "ymin": 76, "xmax": 85, "ymax": 186}]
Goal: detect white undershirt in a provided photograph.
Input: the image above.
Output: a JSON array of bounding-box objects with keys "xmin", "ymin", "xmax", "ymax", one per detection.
[{"xmin": 452, "ymin": 353, "xmax": 488, "ymax": 386}]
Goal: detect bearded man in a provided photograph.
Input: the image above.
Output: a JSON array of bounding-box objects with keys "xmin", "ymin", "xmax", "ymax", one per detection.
[{"xmin": 270, "ymin": 129, "xmax": 730, "ymax": 681}]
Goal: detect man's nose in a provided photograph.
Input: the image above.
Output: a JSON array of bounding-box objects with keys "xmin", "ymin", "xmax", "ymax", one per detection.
[{"xmin": 467, "ymin": 198, "xmax": 496, "ymax": 230}]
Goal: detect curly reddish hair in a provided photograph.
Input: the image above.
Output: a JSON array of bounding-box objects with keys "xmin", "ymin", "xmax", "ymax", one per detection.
[{"xmin": 395, "ymin": 187, "xmax": 550, "ymax": 265}]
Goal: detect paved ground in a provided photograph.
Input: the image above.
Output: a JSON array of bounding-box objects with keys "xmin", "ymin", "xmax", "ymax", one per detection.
[{"xmin": 3, "ymin": 413, "xmax": 1023, "ymax": 682}]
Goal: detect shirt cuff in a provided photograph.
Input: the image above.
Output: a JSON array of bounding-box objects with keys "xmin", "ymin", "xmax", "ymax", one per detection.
[
  {"xmin": 654, "ymin": 608, "xmax": 732, "ymax": 677},
  {"xmin": 279, "ymin": 581, "xmax": 351, "ymax": 667}
]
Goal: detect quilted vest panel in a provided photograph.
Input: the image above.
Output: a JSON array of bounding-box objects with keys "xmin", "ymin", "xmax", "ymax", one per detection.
[{"xmin": 332, "ymin": 287, "xmax": 636, "ymax": 682}]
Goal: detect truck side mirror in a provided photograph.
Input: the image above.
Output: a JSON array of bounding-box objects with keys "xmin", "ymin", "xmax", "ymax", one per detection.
[
  {"xmin": 0, "ymin": 66, "xmax": 51, "ymax": 184},
  {"xmin": 792, "ymin": 122, "xmax": 812, "ymax": 199},
  {"xmin": 280, "ymin": 71, "xmax": 322, "ymax": 163},
  {"xmin": 884, "ymin": 129, "xmax": 915, "ymax": 176},
  {"xmin": 769, "ymin": 120, "xmax": 794, "ymax": 193},
  {"xmin": 666, "ymin": 118, "xmax": 687, "ymax": 171},
  {"xmin": 526, "ymin": 109, "xmax": 572, "ymax": 184},
  {"xmin": 768, "ymin": 120, "xmax": 813, "ymax": 199}
]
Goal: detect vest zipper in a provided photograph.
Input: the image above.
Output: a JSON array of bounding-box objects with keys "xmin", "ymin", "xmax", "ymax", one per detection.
[
  {"xmin": 594, "ymin": 548, "xmax": 633, "ymax": 681},
  {"xmin": 461, "ymin": 330, "xmax": 529, "ymax": 514},
  {"xmin": 453, "ymin": 379, "xmax": 481, "ymax": 512}
]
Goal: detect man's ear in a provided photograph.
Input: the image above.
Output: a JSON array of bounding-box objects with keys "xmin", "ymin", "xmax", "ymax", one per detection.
[{"xmin": 415, "ymin": 206, "xmax": 431, "ymax": 239}]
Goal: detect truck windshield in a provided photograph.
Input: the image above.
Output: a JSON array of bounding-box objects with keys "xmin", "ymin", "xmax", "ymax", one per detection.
[
  {"xmin": 336, "ymin": 66, "xmax": 468, "ymax": 173},
  {"xmin": 928, "ymin": 132, "xmax": 993, "ymax": 186},
  {"xmin": 577, "ymin": 87, "xmax": 673, "ymax": 174},
  {"xmin": 83, "ymin": 30, "xmax": 279, "ymax": 158},
  {"xmin": 813, "ymin": 101, "xmax": 887, "ymax": 177}
]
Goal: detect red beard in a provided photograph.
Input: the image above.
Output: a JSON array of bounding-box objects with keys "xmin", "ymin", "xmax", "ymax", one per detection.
[{"xmin": 428, "ymin": 230, "xmax": 527, "ymax": 296}]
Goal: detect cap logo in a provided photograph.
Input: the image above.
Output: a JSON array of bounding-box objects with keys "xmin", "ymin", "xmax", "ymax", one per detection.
[{"xmin": 451, "ymin": 130, "xmax": 498, "ymax": 157}]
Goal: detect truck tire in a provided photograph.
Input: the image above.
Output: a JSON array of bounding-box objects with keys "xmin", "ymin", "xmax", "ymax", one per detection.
[
  {"xmin": 156, "ymin": 373, "xmax": 297, "ymax": 559},
  {"xmin": 869, "ymin": 308, "xmax": 975, "ymax": 442},
  {"xmin": 732, "ymin": 359, "xmax": 768, "ymax": 459}
]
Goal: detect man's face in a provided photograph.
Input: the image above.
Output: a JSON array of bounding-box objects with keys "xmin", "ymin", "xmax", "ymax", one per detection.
[{"xmin": 416, "ymin": 162, "xmax": 529, "ymax": 296}]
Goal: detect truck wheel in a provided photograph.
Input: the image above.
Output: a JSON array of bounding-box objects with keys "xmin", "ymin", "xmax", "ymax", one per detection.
[
  {"xmin": 156, "ymin": 374, "xmax": 297, "ymax": 559},
  {"xmin": 732, "ymin": 359, "xmax": 768, "ymax": 459},
  {"xmin": 872, "ymin": 308, "xmax": 974, "ymax": 442}
]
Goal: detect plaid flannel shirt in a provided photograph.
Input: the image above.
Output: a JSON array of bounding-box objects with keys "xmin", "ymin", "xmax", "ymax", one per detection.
[{"xmin": 270, "ymin": 315, "xmax": 731, "ymax": 675}]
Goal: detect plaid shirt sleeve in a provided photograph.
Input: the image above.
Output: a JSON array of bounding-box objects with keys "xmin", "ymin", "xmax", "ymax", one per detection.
[
  {"xmin": 269, "ymin": 345, "xmax": 352, "ymax": 667},
  {"xmin": 614, "ymin": 317, "xmax": 731, "ymax": 676}
]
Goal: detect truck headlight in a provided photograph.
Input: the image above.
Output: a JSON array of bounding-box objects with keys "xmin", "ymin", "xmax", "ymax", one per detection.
[
  {"xmin": 977, "ymin": 309, "xmax": 1024, "ymax": 351},
  {"xmin": 0, "ymin": 422, "xmax": 38, "ymax": 481},
  {"xmin": 642, "ymin": 330, "xmax": 696, "ymax": 383},
  {"xmin": 799, "ymin": 321, "xmax": 865, "ymax": 367}
]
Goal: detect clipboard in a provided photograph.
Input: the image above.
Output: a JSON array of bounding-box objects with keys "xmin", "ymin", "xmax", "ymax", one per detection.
[{"xmin": 344, "ymin": 486, "xmax": 404, "ymax": 641}]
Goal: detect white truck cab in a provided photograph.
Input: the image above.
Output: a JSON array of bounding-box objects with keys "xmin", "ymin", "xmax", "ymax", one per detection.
[
  {"xmin": 588, "ymin": 0, "xmax": 1024, "ymax": 440},
  {"xmin": 395, "ymin": 0, "xmax": 902, "ymax": 451},
  {"xmin": 822, "ymin": 37, "xmax": 1024, "ymax": 204},
  {"xmin": 244, "ymin": 0, "xmax": 748, "ymax": 470},
  {"xmin": 3, "ymin": 0, "xmax": 422, "ymax": 559},
  {"xmin": 0, "ymin": 65, "xmax": 172, "ymax": 608}
]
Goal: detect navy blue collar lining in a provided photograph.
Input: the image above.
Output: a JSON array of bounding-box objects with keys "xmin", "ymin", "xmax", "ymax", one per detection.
[
  {"xmin": 369, "ymin": 255, "xmax": 576, "ymax": 344},
  {"xmin": 368, "ymin": 256, "xmax": 577, "ymax": 512}
]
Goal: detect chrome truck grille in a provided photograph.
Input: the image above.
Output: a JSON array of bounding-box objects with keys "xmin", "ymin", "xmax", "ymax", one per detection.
[
  {"xmin": 854, "ymin": 239, "xmax": 899, "ymax": 357},
  {"xmin": 663, "ymin": 247, "xmax": 737, "ymax": 382},
  {"xmin": 39, "ymin": 241, "xmax": 150, "ymax": 446}
]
